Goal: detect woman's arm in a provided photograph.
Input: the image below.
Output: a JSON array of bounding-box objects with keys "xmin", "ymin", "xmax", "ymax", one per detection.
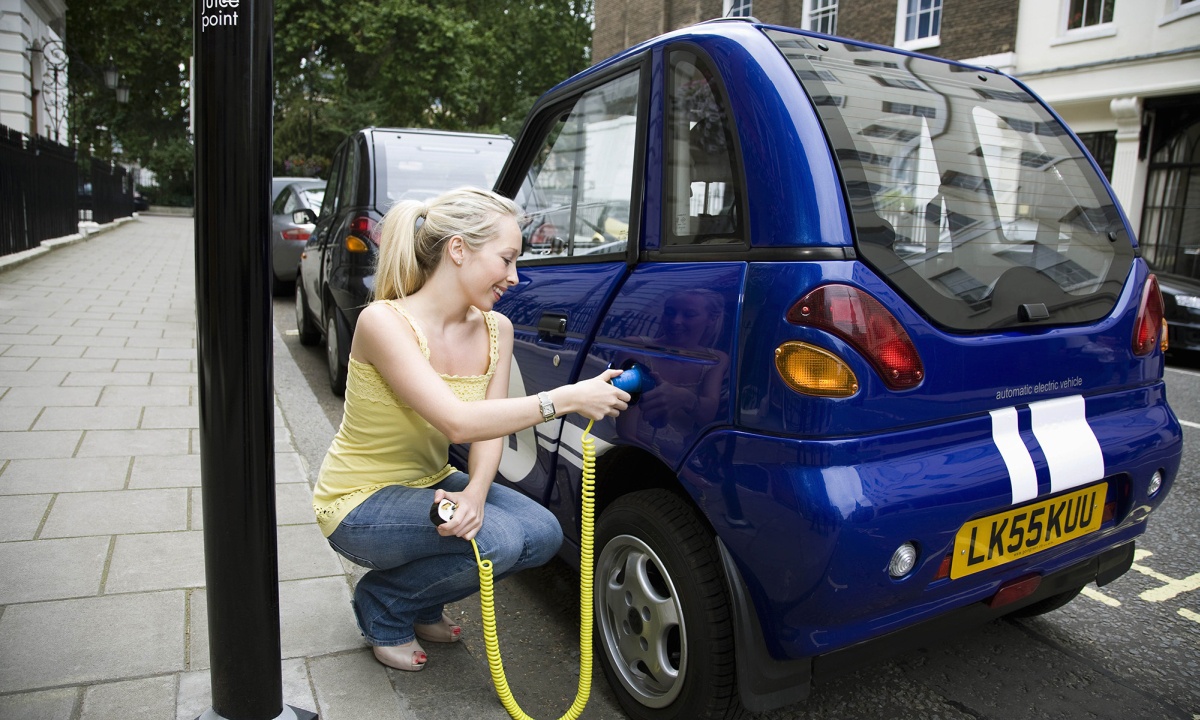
[
  {"xmin": 432, "ymin": 318, "xmax": 514, "ymax": 540},
  {"xmin": 352, "ymin": 304, "xmax": 628, "ymax": 444}
]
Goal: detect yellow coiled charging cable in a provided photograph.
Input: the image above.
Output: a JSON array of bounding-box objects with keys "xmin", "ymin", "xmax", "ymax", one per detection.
[{"xmin": 469, "ymin": 419, "xmax": 597, "ymax": 720}]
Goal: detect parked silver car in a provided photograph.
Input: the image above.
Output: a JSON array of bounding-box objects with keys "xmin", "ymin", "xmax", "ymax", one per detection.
[{"xmin": 270, "ymin": 179, "xmax": 325, "ymax": 293}]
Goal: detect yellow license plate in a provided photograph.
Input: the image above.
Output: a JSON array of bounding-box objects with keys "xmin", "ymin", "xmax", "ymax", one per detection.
[{"xmin": 951, "ymin": 483, "xmax": 1105, "ymax": 580}]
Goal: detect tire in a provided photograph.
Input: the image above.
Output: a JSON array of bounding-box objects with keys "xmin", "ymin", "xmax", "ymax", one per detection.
[
  {"xmin": 325, "ymin": 307, "xmax": 348, "ymax": 396},
  {"xmin": 295, "ymin": 281, "xmax": 319, "ymax": 346},
  {"xmin": 1008, "ymin": 585, "xmax": 1085, "ymax": 618},
  {"xmin": 594, "ymin": 489, "xmax": 744, "ymax": 720}
]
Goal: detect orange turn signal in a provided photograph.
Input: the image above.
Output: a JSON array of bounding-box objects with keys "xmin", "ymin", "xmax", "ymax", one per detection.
[
  {"xmin": 345, "ymin": 235, "xmax": 369, "ymax": 253},
  {"xmin": 774, "ymin": 341, "xmax": 859, "ymax": 397}
]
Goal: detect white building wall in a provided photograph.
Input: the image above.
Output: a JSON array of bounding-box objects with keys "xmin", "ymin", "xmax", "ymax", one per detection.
[
  {"xmin": 1012, "ymin": 0, "xmax": 1200, "ymax": 232},
  {"xmin": 0, "ymin": 0, "xmax": 66, "ymax": 137}
]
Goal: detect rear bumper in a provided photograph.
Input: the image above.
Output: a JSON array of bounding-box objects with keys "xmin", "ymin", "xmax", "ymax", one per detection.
[
  {"xmin": 721, "ymin": 539, "xmax": 1136, "ymax": 712},
  {"xmin": 680, "ymin": 383, "xmax": 1180, "ymax": 666}
]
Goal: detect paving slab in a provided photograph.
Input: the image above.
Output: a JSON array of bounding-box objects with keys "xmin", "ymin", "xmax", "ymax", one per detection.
[
  {"xmin": 0, "ymin": 590, "xmax": 186, "ymax": 693},
  {"xmin": 309, "ymin": 650, "xmax": 412, "ymax": 720},
  {"xmin": 0, "ymin": 370, "xmax": 67, "ymax": 386},
  {"xmin": 0, "ymin": 405, "xmax": 40, "ymax": 431},
  {"xmin": 0, "ymin": 355, "xmax": 35, "ymax": 371},
  {"xmin": 0, "ymin": 386, "xmax": 101, "ymax": 407},
  {"xmin": 81, "ymin": 675, "xmax": 177, "ymax": 720},
  {"xmin": 129, "ymin": 454, "xmax": 201, "ymax": 488},
  {"xmin": 40, "ymin": 488, "xmax": 188, "ymax": 538},
  {"xmin": 0, "ymin": 493, "xmax": 52, "ymax": 540},
  {"xmin": 0, "ymin": 430, "xmax": 82, "ymax": 459},
  {"xmin": 29, "ymin": 357, "xmax": 118, "ymax": 373},
  {"xmin": 97, "ymin": 385, "xmax": 190, "ymax": 407},
  {"xmin": 76, "ymin": 428, "xmax": 190, "ymax": 457},
  {"xmin": 105, "ymin": 530, "xmax": 205, "ymax": 594},
  {"xmin": 278, "ymin": 523, "xmax": 345, "ymax": 581},
  {"xmin": 140, "ymin": 406, "xmax": 200, "ymax": 429},
  {"xmin": 0, "ymin": 686, "xmax": 79, "ymax": 720},
  {"xmin": 2, "ymin": 342, "xmax": 86, "ymax": 357},
  {"xmin": 0, "ymin": 457, "xmax": 131, "ymax": 494},
  {"xmin": 34, "ymin": 406, "xmax": 142, "ymax": 431},
  {"xmin": 0, "ymin": 536, "xmax": 109, "ymax": 603}
]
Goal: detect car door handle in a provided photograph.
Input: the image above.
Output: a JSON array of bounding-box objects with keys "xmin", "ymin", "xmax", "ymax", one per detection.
[{"xmin": 537, "ymin": 312, "xmax": 568, "ymax": 343}]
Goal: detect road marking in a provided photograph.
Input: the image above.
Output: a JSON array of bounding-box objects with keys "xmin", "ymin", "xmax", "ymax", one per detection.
[
  {"xmin": 1179, "ymin": 419, "xmax": 1200, "ymax": 429},
  {"xmin": 1081, "ymin": 586, "xmax": 1121, "ymax": 607},
  {"xmin": 1165, "ymin": 366, "xmax": 1200, "ymax": 379},
  {"xmin": 1129, "ymin": 549, "xmax": 1200, "ymax": 602},
  {"xmin": 1180, "ymin": 608, "xmax": 1200, "ymax": 625}
]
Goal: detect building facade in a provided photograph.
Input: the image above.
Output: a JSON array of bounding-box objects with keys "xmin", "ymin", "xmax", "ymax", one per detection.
[
  {"xmin": 591, "ymin": 0, "xmax": 1200, "ymax": 279},
  {"xmin": 0, "ymin": 0, "xmax": 68, "ymax": 139}
]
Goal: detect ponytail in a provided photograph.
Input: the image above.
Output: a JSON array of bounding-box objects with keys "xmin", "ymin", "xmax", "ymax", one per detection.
[{"xmin": 373, "ymin": 187, "xmax": 520, "ymax": 301}]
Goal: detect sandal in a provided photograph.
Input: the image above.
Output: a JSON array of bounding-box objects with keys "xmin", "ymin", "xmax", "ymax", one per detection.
[
  {"xmin": 372, "ymin": 639, "xmax": 427, "ymax": 671},
  {"xmin": 414, "ymin": 613, "xmax": 463, "ymax": 643}
]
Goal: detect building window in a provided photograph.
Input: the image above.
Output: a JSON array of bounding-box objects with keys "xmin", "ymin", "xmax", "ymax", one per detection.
[
  {"xmin": 1077, "ymin": 131, "xmax": 1116, "ymax": 181},
  {"xmin": 1140, "ymin": 119, "xmax": 1200, "ymax": 278},
  {"xmin": 724, "ymin": 0, "xmax": 753, "ymax": 17},
  {"xmin": 895, "ymin": 0, "xmax": 942, "ymax": 51},
  {"xmin": 1068, "ymin": 0, "xmax": 1115, "ymax": 29},
  {"xmin": 804, "ymin": 0, "xmax": 839, "ymax": 35}
]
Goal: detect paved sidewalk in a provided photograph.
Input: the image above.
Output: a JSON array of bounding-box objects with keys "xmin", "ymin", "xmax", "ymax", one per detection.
[{"xmin": 0, "ymin": 216, "xmax": 415, "ymax": 719}]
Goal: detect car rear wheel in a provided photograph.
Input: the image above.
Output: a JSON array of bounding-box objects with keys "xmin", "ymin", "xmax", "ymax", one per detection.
[
  {"xmin": 295, "ymin": 281, "xmax": 319, "ymax": 346},
  {"xmin": 595, "ymin": 489, "xmax": 743, "ymax": 720},
  {"xmin": 325, "ymin": 308, "xmax": 348, "ymax": 396}
]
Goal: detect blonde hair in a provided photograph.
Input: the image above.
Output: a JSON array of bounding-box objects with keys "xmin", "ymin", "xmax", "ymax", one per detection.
[{"xmin": 374, "ymin": 187, "xmax": 521, "ymax": 300}]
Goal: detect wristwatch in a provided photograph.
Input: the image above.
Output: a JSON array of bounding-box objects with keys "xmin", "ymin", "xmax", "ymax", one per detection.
[{"xmin": 537, "ymin": 391, "xmax": 556, "ymax": 423}]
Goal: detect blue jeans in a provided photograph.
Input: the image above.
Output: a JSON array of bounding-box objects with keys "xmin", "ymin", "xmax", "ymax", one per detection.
[{"xmin": 326, "ymin": 472, "xmax": 562, "ymax": 646}]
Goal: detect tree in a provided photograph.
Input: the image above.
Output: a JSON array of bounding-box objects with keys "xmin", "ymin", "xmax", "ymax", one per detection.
[
  {"xmin": 66, "ymin": 0, "xmax": 193, "ymax": 204},
  {"xmin": 271, "ymin": 0, "xmax": 594, "ymax": 176}
]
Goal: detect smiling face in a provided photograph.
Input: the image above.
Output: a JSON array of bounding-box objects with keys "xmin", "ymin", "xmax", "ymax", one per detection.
[{"xmin": 455, "ymin": 214, "xmax": 522, "ymax": 310}]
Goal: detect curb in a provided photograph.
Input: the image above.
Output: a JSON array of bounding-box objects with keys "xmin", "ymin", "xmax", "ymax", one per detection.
[{"xmin": 0, "ymin": 215, "xmax": 141, "ymax": 275}]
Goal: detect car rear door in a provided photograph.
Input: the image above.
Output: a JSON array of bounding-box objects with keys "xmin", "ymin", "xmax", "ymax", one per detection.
[{"xmin": 456, "ymin": 59, "xmax": 649, "ymax": 530}]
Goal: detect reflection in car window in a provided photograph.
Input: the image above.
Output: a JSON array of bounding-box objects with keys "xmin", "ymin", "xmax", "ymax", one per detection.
[
  {"xmin": 515, "ymin": 71, "xmax": 640, "ymax": 262},
  {"xmin": 767, "ymin": 29, "xmax": 1134, "ymax": 332},
  {"xmin": 372, "ymin": 133, "xmax": 511, "ymax": 214},
  {"xmin": 665, "ymin": 49, "xmax": 745, "ymax": 247}
]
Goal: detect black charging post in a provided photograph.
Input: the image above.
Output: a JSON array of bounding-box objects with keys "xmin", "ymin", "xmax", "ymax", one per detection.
[{"xmin": 193, "ymin": 0, "xmax": 316, "ymax": 718}]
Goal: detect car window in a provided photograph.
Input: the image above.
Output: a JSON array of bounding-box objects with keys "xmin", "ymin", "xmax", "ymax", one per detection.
[
  {"xmin": 272, "ymin": 188, "xmax": 291, "ymax": 214},
  {"xmin": 281, "ymin": 190, "xmax": 300, "ymax": 214},
  {"xmin": 515, "ymin": 71, "xmax": 640, "ymax": 261},
  {"xmin": 338, "ymin": 139, "xmax": 359, "ymax": 212},
  {"xmin": 372, "ymin": 132, "xmax": 511, "ymax": 213},
  {"xmin": 767, "ymin": 29, "xmax": 1134, "ymax": 332},
  {"xmin": 302, "ymin": 188, "xmax": 325, "ymax": 215},
  {"xmin": 664, "ymin": 48, "xmax": 745, "ymax": 247},
  {"xmin": 323, "ymin": 146, "xmax": 348, "ymax": 220}
]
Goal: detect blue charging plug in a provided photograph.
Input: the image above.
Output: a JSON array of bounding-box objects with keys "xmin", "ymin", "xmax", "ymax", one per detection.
[{"xmin": 611, "ymin": 363, "xmax": 654, "ymax": 394}]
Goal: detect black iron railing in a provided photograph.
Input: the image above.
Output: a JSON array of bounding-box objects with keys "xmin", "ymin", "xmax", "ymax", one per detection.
[{"xmin": 1, "ymin": 123, "xmax": 135, "ymax": 258}]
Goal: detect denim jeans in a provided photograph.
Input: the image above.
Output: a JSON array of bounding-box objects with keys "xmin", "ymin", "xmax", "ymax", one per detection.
[{"xmin": 326, "ymin": 471, "xmax": 562, "ymax": 646}]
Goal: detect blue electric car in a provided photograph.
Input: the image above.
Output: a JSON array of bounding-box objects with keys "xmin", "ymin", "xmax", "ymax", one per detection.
[{"xmin": 450, "ymin": 18, "xmax": 1182, "ymax": 720}]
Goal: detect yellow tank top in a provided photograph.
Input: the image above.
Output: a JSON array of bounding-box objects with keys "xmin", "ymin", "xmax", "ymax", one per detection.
[{"xmin": 312, "ymin": 300, "xmax": 500, "ymax": 536}]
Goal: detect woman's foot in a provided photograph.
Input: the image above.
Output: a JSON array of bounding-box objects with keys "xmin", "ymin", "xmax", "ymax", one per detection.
[
  {"xmin": 414, "ymin": 613, "xmax": 463, "ymax": 643},
  {"xmin": 372, "ymin": 639, "xmax": 427, "ymax": 671}
]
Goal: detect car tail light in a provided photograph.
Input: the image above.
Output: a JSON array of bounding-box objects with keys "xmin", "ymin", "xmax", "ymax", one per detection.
[
  {"xmin": 346, "ymin": 216, "xmax": 376, "ymax": 254},
  {"xmin": 987, "ymin": 574, "xmax": 1041, "ymax": 609},
  {"xmin": 281, "ymin": 228, "xmax": 310, "ymax": 241},
  {"xmin": 1132, "ymin": 274, "xmax": 1165, "ymax": 356},
  {"xmin": 787, "ymin": 285, "xmax": 925, "ymax": 390}
]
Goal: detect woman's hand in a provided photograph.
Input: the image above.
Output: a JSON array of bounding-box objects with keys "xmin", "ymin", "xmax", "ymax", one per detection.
[
  {"xmin": 434, "ymin": 486, "xmax": 486, "ymax": 541},
  {"xmin": 558, "ymin": 369, "xmax": 631, "ymax": 421}
]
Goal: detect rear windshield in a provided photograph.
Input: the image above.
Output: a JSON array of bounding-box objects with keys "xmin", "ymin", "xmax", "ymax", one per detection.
[
  {"xmin": 372, "ymin": 132, "xmax": 512, "ymax": 214},
  {"xmin": 766, "ymin": 29, "xmax": 1134, "ymax": 332}
]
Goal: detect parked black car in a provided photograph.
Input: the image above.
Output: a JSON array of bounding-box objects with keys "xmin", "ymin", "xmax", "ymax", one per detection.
[
  {"xmin": 1154, "ymin": 266, "xmax": 1200, "ymax": 354},
  {"xmin": 295, "ymin": 127, "xmax": 512, "ymax": 394}
]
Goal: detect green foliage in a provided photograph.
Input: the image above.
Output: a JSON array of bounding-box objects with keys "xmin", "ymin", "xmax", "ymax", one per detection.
[
  {"xmin": 272, "ymin": 0, "xmax": 594, "ymax": 175},
  {"xmin": 66, "ymin": 0, "xmax": 192, "ymax": 203},
  {"xmin": 67, "ymin": 1, "xmax": 593, "ymax": 196}
]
